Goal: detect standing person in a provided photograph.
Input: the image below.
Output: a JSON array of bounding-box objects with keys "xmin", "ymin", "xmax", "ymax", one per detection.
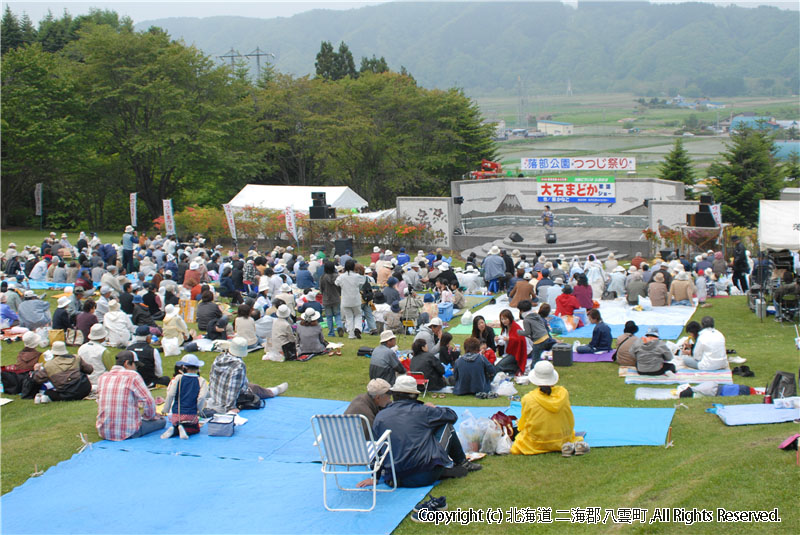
[
  {"xmin": 96, "ymin": 351, "xmax": 164, "ymax": 440},
  {"xmin": 482, "ymin": 246, "xmax": 507, "ymax": 294},
  {"xmin": 122, "ymin": 225, "xmax": 137, "ymax": 274},
  {"xmin": 731, "ymin": 236, "xmax": 749, "ymax": 292},
  {"xmin": 335, "ymin": 259, "xmax": 366, "ymax": 339},
  {"xmin": 319, "ymin": 261, "xmax": 343, "ymax": 338},
  {"xmin": 541, "ymin": 205, "xmax": 555, "ymax": 234},
  {"xmin": 160, "ymin": 355, "xmax": 209, "ymax": 440}
]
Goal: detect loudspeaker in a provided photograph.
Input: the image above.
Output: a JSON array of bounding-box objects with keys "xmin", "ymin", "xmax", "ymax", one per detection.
[
  {"xmin": 334, "ymin": 238, "xmax": 354, "ymax": 256},
  {"xmin": 508, "ymin": 232, "xmax": 523, "ymax": 243},
  {"xmin": 453, "ymin": 196, "xmax": 464, "ymax": 205},
  {"xmin": 686, "ymin": 214, "xmax": 696, "ymax": 226},
  {"xmin": 699, "ymin": 194, "xmax": 714, "ymax": 205},
  {"xmin": 327, "ymin": 207, "xmax": 336, "ymax": 219},
  {"xmin": 695, "ymin": 212, "xmax": 715, "ymax": 227},
  {"xmin": 311, "ymin": 192, "xmax": 326, "ymax": 206},
  {"xmin": 309, "ymin": 206, "xmax": 328, "ymax": 219},
  {"xmin": 546, "ymin": 233, "xmax": 557, "ymax": 244}
]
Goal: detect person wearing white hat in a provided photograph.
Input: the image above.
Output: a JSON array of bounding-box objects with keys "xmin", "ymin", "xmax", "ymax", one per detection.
[
  {"xmin": 207, "ymin": 337, "xmax": 288, "ymax": 414},
  {"xmin": 361, "ymin": 375, "xmax": 481, "ymax": 489},
  {"xmin": 606, "ymin": 265, "xmax": 627, "ymax": 298},
  {"xmin": 271, "ymin": 305, "xmax": 298, "ymax": 360},
  {"xmin": 122, "ymin": 225, "xmax": 137, "ymax": 274},
  {"xmin": 162, "ymin": 303, "xmax": 194, "ymax": 346},
  {"xmin": 160, "ymin": 354, "xmax": 209, "ymax": 439},
  {"xmin": 482, "ymin": 245, "xmax": 506, "ymax": 293},
  {"xmin": 368, "ymin": 330, "xmax": 405, "ymax": 385},
  {"xmin": 344, "ymin": 378, "xmax": 393, "ymax": 438},
  {"xmin": 33, "ymin": 341, "xmax": 93, "ymax": 402},
  {"xmin": 669, "ymin": 271, "xmax": 695, "ymax": 306},
  {"xmin": 1, "ymin": 332, "xmax": 43, "ymax": 391},
  {"xmin": 414, "ymin": 317, "xmax": 443, "ymax": 355},
  {"xmin": 78, "ymin": 324, "xmax": 109, "ymax": 389},
  {"xmin": 511, "ymin": 360, "xmax": 587, "ymax": 456},
  {"xmin": 274, "ymin": 283, "xmax": 296, "ymax": 317},
  {"xmin": 50, "ymin": 295, "xmax": 73, "ymax": 335},
  {"xmin": 297, "ymin": 308, "xmax": 332, "ymax": 358},
  {"xmin": 102, "ymin": 299, "xmax": 135, "ymax": 348},
  {"xmin": 183, "ymin": 261, "xmax": 202, "ymax": 291}
]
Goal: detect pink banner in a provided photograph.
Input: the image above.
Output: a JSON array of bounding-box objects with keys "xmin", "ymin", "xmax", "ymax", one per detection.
[
  {"xmin": 222, "ymin": 204, "xmax": 237, "ymax": 240},
  {"xmin": 129, "ymin": 193, "xmax": 137, "ymax": 227},
  {"xmin": 162, "ymin": 199, "xmax": 175, "ymax": 235},
  {"xmin": 284, "ymin": 205, "xmax": 298, "ymax": 243}
]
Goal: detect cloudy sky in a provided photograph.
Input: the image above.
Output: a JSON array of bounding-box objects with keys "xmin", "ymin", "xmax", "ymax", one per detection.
[{"xmin": 5, "ymin": 0, "xmax": 797, "ymax": 25}]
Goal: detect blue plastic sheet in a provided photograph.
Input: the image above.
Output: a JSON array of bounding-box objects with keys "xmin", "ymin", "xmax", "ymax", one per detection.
[
  {"xmin": 562, "ymin": 324, "xmax": 685, "ymax": 340},
  {"xmin": 712, "ymin": 403, "xmax": 800, "ymax": 426}
]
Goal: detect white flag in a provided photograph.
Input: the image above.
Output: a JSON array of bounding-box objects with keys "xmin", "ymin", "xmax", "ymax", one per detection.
[
  {"xmin": 163, "ymin": 199, "xmax": 176, "ymax": 235},
  {"xmin": 285, "ymin": 205, "xmax": 298, "ymax": 243},
  {"xmin": 710, "ymin": 203, "xmax": 723, "ymax": 227},
  {"xmin": 222, "ymin": 204, "xmax": 237, "ymax": 241},
  {"xmin": 34, "ymin": 183, "xmax": 43, "ymax": 216},
  {"xmin": 130, "ymin": 193, "xmax": 137, "ymax": 227}
]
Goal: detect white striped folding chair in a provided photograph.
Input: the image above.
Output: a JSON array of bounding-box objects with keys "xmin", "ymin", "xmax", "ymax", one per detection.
[{"xmin": 310, "ymin": 414, "xmax": 397, "ymax": 512}]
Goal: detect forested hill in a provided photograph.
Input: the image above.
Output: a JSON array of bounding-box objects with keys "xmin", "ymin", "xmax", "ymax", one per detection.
[{"xmin": 136, "ymin": 1, "xmax": 799, "ymax": 96}]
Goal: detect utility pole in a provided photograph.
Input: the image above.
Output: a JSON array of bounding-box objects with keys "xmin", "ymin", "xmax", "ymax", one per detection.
[
  {"xmin": 244, "ymin": 47, "xmax": 275, "ymax": 78},
  {"xmin": 218, "ymin": 47, "xmax": 242, "ymax": 68}
]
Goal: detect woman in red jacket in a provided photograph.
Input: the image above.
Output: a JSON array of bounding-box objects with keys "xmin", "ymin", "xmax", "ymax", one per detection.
[
  {"xmin": 555, "ymin": 285, "xmax": 583, "ymax": 331},
  {"xmin": 496, "ymin": 309, "xmax": 528, "ymax": 376}
]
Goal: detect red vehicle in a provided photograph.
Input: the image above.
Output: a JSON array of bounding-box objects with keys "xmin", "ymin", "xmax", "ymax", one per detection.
[{"xmin": 468, "ymin": 159, "xmax": 503, "ymax": 180}]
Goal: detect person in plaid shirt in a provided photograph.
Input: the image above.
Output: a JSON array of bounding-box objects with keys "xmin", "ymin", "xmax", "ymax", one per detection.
[{"xmin": 96, "ymin": 351, "xmax": 165, "ymax": 441}]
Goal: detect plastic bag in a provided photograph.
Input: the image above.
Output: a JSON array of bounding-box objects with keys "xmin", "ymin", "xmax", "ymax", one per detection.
[
  {"xmin": 496, "ymin": 433, "xmax": 512, "ymax": 455},
  {"xmin": 491, "ymin": 372, "xmax": 509, "ymax": 387},
  {"xmin": 495, "ymin": 381, "xmax": 518, "ymax": 397},
  {"xmin": 460, "ymin": 310, "xmax": 473, "ymax": 326},
  {"xmin": 162, "ymin": 337, "xmax": 181, "ymax": 357},
  {"xmin": 479, "ymin": 419, "xmax": 502, "ymax": 454},
  {"xmin": 262, "ymin": 350, "xmax": 285, "ymax": 362},
  {"xmin": 457, "ymin": 410, "xmax": 482, "ymax": 454},
  {"xmin": 638, "ymin": 295, "xmax": 653, "ymax": 311},
  {"xmin": 548, "ymin": 315, "xmax": 565, "ymax": 335}
]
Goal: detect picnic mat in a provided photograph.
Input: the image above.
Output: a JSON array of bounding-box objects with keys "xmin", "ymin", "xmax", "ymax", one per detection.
[
  {"xmin": 709, "ymin": 403, "xmax": 800, "ymax": 426},
  {"xmin": 635, "ymin": 387, "xmax": 680, "ymax": 400},
  {"xmin": 572, "ymin": 350, "xmax": 615, "ymax": 363},
  {"xmin": 0, "ymin": 447, "xmax": 432, "ymax": 535},
  {"xmin": 562, "ymin": 323, "xmax": 685, "ymax": 340},
  {"xmin": 620, "ymin": 366, "xmax": 734, "ymax": 385}
]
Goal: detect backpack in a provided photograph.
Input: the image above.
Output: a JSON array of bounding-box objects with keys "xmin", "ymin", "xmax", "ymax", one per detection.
[
  {"xmin": 360, "ymin": 280, "xmax": 374, "ymax": 303},
  {"xmin": 236, "ymin": 389, "xmax": 265, "ymax": 411},
  {"xmin": 765, "ymin": 371, "xmax": 797, "ymax": 399}
]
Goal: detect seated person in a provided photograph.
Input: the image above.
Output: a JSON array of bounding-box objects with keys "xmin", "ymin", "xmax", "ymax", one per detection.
[
  {"xmin": 452, "ymin": 336, "xmax": 496, "ymax": 396},
  {"xmin": 162, "ymin": 304, "xmax": 194, "ymax": 346},
  {"xmin": 96, "ymin": 350, "xmax": 164, "ymax": 440},
  {"xmin": 78, "ymin": 324, "xmax": 109, "ymax": 390},
  {"xmin": 205, "ymin": 315, "xmax": 230, "ymax": 341},
  {"xmin": 614, "ymin": 321, "xmax": 639, "ymax": 367},
  {"xmin": 437, "ymin": 331, "xmax": 460, "ymax": 366},
  {"xmin": 677, "ymin": 320, "xmax": 701, "ymax": 358},
  {"xmin": 575, "ymin": 309, "xmax": 612, "ymax": 353},
  {"xmin": 359, "ymin": 375, "xmax": 482, "ymax": 489},
  {"xmin": 127, "ymin": 325, "xmax": 170, "ymax": 387},
  {"xmin": 103, "ymin": 299, "xmax": 135, "ymax": 348},
  {"xmin": 554, "ymin": 285, "xmax": 582, "ymax": 330},
  {"xmin": 160, "ymin": 354, "xmax": 209, "ymax": 439},
  {"xmin": 450, "ymin": 281, "xmax": 466, "ymax": 310},
  {"xmin": 1, "ymin": 331, "xmax": 43, "ymax": 394},
  {"xmin": 631, "ymin": 327, "xmax": 675, "ymax": 376},
  {"xmin": 682, "ymin": 316, "xmax": 727, "ymax": 370},
  {"xmin": 297, "ymin": 308, "xmax": 332, "ymax": 357},
  {"xmin": 648, "ymin": 272, "xmax": 671, "ymax": 306},
  {"xmin": 511, "ymin": 360, "xmax": 587, "ymax": 456},
  {"xmin": 271, "ymin": 304, "xmax": 297, "ymax": 360},
  {"xmin": 344, "ymin": 378, "xmax": 393, "ymax": 438},
  {"xmin": 384, "ymin": 302, "xmax": 404, "ymax": 334},
  {"xmin": 369, "ymin": 330, "xmax": 406, "ymax": 385},
  {"xmin": 410, "ymin": 339, "xmax": 451, "ymax": 392},
  {"xmin": 33, "ymin": 341, "xmax": 93, "ymax": 402}
]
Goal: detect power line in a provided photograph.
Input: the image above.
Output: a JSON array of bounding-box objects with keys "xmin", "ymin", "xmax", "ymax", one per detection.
[{"xmin": 244, "ymin": 47, "xmax": 275, "ymax": 78}]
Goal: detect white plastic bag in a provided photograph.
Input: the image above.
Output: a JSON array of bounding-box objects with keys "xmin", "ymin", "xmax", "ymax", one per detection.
[
  {"xmin": 262, "ymin": 350, "xmax": 285, "ymax": 362},
  {"xmin": 479, "ymin": 419, "xmax": 502, "ymax": 454},
  {"xmin": 638, "ymin": 295, "xmax": 653, "ymax": 311},
  {"xmin": 495, "ymin": 381, "xmax": 518, "ymax": 397},
  {"xmin": 495, "ymin": 433, "xmax": 512, "ymax": 455},
  {"xmin": 162, "ymin": 337, "xmax": 181, "ymax": 357},
  {"xmin": 460, "ymin": 310, "xmax": 473, "ymax": 326},
  {"xmin": 457, "ymin": 410, "xmax": 482, "ymax": 454}
]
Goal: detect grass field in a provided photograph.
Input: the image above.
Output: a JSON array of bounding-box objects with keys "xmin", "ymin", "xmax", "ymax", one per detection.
[
  {"xmin": 1, "ymin": 229, "xmax": 122, "ymax": 252},
  {"xmin": 2, "ymin": 287, "xmax": 798, "ymax": 533}
]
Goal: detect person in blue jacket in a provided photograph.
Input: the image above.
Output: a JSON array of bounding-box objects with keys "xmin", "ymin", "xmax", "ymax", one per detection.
[
  {"xmin": 396, "ymin": 248, "xmax": 411, "ymax": 266},
  {"xmin": 575, "ymin": 308, "xmax": 612, "ymax": 353},
  {"xmin": 218, "ymin": 267, "xmax": 243, "ymax": 305},
  {"xmin": 452, "ymin": 336, "xmax": 497, "ymax": 396},
  {"xmin": 295, "ymin": 262, "xmax": 315, "ymax": 290}
]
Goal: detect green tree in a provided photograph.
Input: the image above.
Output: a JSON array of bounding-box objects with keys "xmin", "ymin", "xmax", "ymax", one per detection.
[
  {"xmin": 315, "ymin": 41, "xmax": 357, "ymax": 81},
  {"xmin": 19, "ymin": 13, "xmax": 37, "ymax": 46},
  {"xmin": 707, "ymin": 127, "xmax": 783, "ymax": 227},
  {"xmin": 314, "ymin": 41, "xmax": 336, "ymax": 80},
  {"xmin": 333, "ymin": 42, "xmax": 357, "ymax": 80},
  {"xmin": 783, "ymin": 151, "xmax": 800, "ymax": 188},
  {"xmin": 359, "ymin": 54, "xmax": 388, "ymax": 74},
  {"xmin": 659, "ymin": 138, "xmax": 696, "ymax": 198},
  {"xmin": 1, "ymin": 6, "xmax": 23, "ymax": 53}
]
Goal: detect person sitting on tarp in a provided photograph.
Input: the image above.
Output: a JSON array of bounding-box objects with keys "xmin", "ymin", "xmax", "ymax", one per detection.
[
  {"xmin": 631, "ymin": 327, "xmax": 675, "ymax": 376},
  {"xmin": 614, "ymin": 321, "xmax": 640, "ymax": 367},
  {"xmin": 575, "ymin": 309, "xmax": 612, "ymax": 354},
  {"xmin": 511, "ymin": 360, "xmax": 588, "ymax": 457},
  {"xmin": 96, "ymin": 350, "xmax": 164, "ymax": 440},
  {"xmin": 344, "ymin": 378, "xmax": 393, "ymax": 438},
  {"xmin": 357, "ymin": 375, "xmax": 482, "ymax": 489},
  {"xmin": 160, "ymin": 354, "xmax": 209, "ymax": 439},
  {"xmin": 682, "ymin": 316, "xmax": 727, "ymax": 370},
  {"xmin": 127, "ymin": 325, "xmax": 169, "ymax": 387},
  {"xmin": 453, "ymin": 336, "xmax": 496, "ymax": 395}
]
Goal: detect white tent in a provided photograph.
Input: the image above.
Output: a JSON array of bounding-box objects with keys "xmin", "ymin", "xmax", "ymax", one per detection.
[
  {"xmin": 758, "ymin": 200, "xmax": 800, "ymax": 250},
  {"xmin": 228, "ymin": 185, "xmax": 368, "ymax": 211}
]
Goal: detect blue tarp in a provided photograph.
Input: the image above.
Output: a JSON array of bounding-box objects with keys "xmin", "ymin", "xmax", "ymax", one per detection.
[
  {"xmin": 561, "ymin": 324, "xmax": 684, "ymax": 340},
  {"xmin": 710, "ymin": 403, "xmax": 800, "ymax": 426}
]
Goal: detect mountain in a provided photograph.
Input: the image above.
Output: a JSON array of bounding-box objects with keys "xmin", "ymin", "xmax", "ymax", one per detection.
[{"xmin": 135, "ymin": 2, "xmax": 799, "ymax": 96}]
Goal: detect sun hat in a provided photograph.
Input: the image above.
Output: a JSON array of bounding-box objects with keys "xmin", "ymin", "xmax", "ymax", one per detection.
[
  {"xmin": 367, "ymin": 378, "xmax": 391, "ymax": 397},
  {"xmin": 676, "ymin": 271, "xmax": 689, "ymax": 281},
  {"xmin": 274, "ymin": 265, "xmax": 285, "ymax": 274},
  {"xmin": 301, "ymin": 308, "xmax": 320, "ymax": 322},
  {"xmin": 89, "ymin": 324, "xmax": 108, "ymax": 340},
  {"xmin": 379, "ymin": 330, "xmax": 396, "ymax": 343},
  {"xmin": 523, "ymin": 272, "xmax": 533, "ymax": 280},
  {"xmin": 423, "ymin": 293, "xmax": 434, "ymax": 303},
  {"xmin": 384, "ymin": 250, "xmax": 393, "ymax": 257},
  {"xmin": 373, "ymin": 246, "xmax": 380, "ymax": 253},
  {"xmin": 439, "ymin": 263, "xmax": 450, "ymax": 271},
  {"xmin": 100, "ymin": 285, "xmax": 113, "ymax": 295},
  {"xmin": 276, "ymin": 304, "xmax": 291, "ymax": 318},
  {"xmin": 653, "ymin": 272, "xmax": 665, "ymax": 283},
  {"xmin": 133, "ymin": 294, "xmax": 144, "ymax": 304},
  {"xmin": 165, "ymin": 304, "xmax": 178, "ymax": 317},
  {"xmin": 51, "ymin": 341, "xmax": 69, "ymax": 356},
  {"xmin": 554, "ymin": 277, "xmax": 564, "ymax": 284},
  {"xmin": 623, "ymin": 321, "xmax": 639, "ymax": 334},
  {"xmin": 228, "ymin": 336, "xmax": 248, "ymax": 357},
  {"xmin": 22, "ymin": 331, "xmax": 41, "ymax": 348},
  {"xmin": 489, "ymin": 245, "xmax": 501, "ymax": 255},
  {"xmin": 108, "ymin": 299, "xmax": 120, "ymax": 311},
  {"xmin": 613, "ymin": 266, "xmax": 625, "ymax": 273},
  {"xmin": 390, "ymin": 375, "xmax": 420, "ymax": 395},
  {"xmin": 529, "ymin": 360, "xmax": 559, "ymax": 386},
  {"xmin": 390, "ymin": 302, "xmax": 401, "ymax": 313},
  {"xmin": 125, "ymin": 225, "xmax": 134, "ymax": 232},
  {"xmin": 57, "ymin": 296, "xmax": 70, "ymax": 308},
  {"xmin": 279, "ymin": 283, "xmax": 292, "ymax": 293},
  {"xmin": 176, "ymin": 354, "xmax": 205, "ymax": 368},
  {"xmin": 189, "ymin": 262, "xmax": 199, "ymax": 270},
  {"xmin": 428, "ymin": 317, "xmax": 443, "ymax": 328},
  {"xmin": 645, "ymin": 327, "xmax": 660, "ymax": 338}
]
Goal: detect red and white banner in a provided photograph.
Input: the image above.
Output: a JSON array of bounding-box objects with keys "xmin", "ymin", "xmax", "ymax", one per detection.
[
  {"xmin": 222, "ymin": 203, "xmax": 237, "ymax": 241},
  {"xmin": 34, "ymin": 183, "xmax": 43, "ymax": 216},
  {"xmin": 162, "ymin": 199, "xmax": 176, "ymax": 235},
  {"xmin": 285, "ymin": 205, "xmax": 298, "ymax": 243},
  {"xmin": 129, "ymin": 193, "xmax": 137, "ymax": 227},
  {"xmin": 710, "ymin": 203, "xmax": 723, "ymax": 227}
]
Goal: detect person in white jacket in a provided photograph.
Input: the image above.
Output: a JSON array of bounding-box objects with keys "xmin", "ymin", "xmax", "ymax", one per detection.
[
  {"xmin": 335, "ymin": 259, "xmax": 366, "ymax": 339},
  {"xmin": 103, "ymin": 299, "xmax": 136, "ymax": 348},
  {"xmin": 683, "ymin": 316, "xmax": 727, "ymax": 370}
]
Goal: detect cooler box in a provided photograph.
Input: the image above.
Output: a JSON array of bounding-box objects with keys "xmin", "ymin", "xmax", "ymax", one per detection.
[
  {"xmin": 438, "ymin": 302, "xmax": 454, "ymax": 322},
  {"xmin": 552, "ymin": 343, "xmax": 573, "ymax": 367}
]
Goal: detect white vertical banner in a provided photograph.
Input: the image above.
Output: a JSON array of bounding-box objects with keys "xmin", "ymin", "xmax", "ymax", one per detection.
[
  {"xmin": 222, "ymin": 204, "xmax": 237, "ymax": 241},
  {"xmin": 129, "ymin": 193, "xmax": 137, "ymax": 227},
  {"xmin": 710, "ymin": 204, "xmax": 723, "ymax": 227},
  {"xmin": 284, "ymin": 205, "xmax": 298, "ymax": 243},
  {"xmin": 162, "ymin": 199, "xmax": 176, "ymax": 235},
  {"xmin": 34, "ymin": 183, "xmax": 43, "ymax": 216}
]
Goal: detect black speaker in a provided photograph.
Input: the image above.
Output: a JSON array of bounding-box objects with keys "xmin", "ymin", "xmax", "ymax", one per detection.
[
  {"xmin": 546, "ymin": 233, "xmax": 557, "ymax": 244},
  {"xmin": 508, "ymin": 232, "xmax": 523, "ymax": 243},
  {"xmin": 695, "ymin": 212, "xmax": 715, "ymax": 227},
  {"xmin": 686, "ymin": 214, "xmax": 696, "ymax": 226},
  {"xmin": 453, "ymin": 196, "xmax": 464, "ymax": 205},
  {"xmin": 311, "ymin": 192, "xmax": 326, "ymax": 206},
  {"xmin": 327, "ymin": 207, "xmax": 336, "ymax": 219},
  {"xmin": 309, "ymin": 206, "xmax": 328, "ymax": 219},
  {"xmin": 334, "ymin": 238, "xmax": 354, "ymax": 256},
  {"xmin": 699, "ymin": 194, "xmax": 714, "ymax": 205}
]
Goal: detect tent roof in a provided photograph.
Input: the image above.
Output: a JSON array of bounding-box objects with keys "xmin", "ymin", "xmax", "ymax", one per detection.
[
  {"xmin": 758, "ymin": 200, "xmax": 800, "ymax": 251},
  {"xmin": 228, "ymin": 185, "xmax": 368, "ymax": 211}
]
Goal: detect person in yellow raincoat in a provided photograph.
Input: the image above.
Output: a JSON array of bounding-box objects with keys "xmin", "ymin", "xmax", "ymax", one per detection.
[{"xmin": 511, "ymin": 360, "xmax": 589, "ymax": 456}]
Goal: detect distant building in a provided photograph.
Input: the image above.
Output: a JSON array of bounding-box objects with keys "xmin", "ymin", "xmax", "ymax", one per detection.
[
  {"xmin": 730, "ymin": 115, "xmax": 779, "ymax": 132},
  {"xmin": 775, "ymin": 141, "xmax": 800, "ymax": 161},
  {"xmin": 776, "ymin": 120, "xmax": 799, "ymax": 130},
  {"xmin": 537, "ymin": 120, "xmax": 573, "ymax": 136}
]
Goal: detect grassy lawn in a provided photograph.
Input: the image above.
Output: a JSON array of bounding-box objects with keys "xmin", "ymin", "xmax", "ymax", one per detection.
[
  {"xmin": 2, "ymin": 290, "xmax": 798, "ymax": 533},
  {"xmin": 1, "ymin": 229, "xmax": 122, "ymax": 251}
]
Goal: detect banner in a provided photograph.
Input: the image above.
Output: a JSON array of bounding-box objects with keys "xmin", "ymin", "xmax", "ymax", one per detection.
[
  {"xmin": 284, "ymin": 205, "xmax": 298, "ymax": 243},
  {"xmin": 536, "ymin": 176, "xmax": 616, "ymax": 203},
  {"xmin": 521, "ymin": 156, "xmax": 636, "ymax": 171},
  {"xmin": 709, "ymin": 203, "xmax": 723, "ymax": 227},
  {"xmin": 162, "ymin": 199, "xmax": 176, "ymax": 235},
  {"xmin": 222, "ymin": 204, "xmax": 237, "ymax": 241},
  {"xmin": 129, "ymin": 193, "xmax": 137, "ymax": 227},
  {"xmin": 34, "ymin": 183, "xmax": 43, "ymax": 216}
]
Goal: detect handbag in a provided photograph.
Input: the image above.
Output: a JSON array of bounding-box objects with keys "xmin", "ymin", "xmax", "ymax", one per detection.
[
  {"xmin": 236, "ymin": 389, "xmax": 265, "ymax": 411},
  {"xmin": 207, "ymin": 413, "xmax": 236, "ymax": 437},
  {"xmin": 48, "ymin": 329, "xmax": 66, "ymax": 345},
  {"xmin": 65, "ymin": 328, "xmax": 84, "ymax": 346}
]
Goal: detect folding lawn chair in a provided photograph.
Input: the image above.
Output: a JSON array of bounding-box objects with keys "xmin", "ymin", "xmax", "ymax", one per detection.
[
  {"xmin": 310, "ymin": 414, "xmax": 397, "ymax": 512},
  {"xmin": 407, "ymin": 371, "xmax": 429, "ymax": 398},
  {"xmin": 778, "ymin": 294, "xmax": 799, "ymax": 324}
]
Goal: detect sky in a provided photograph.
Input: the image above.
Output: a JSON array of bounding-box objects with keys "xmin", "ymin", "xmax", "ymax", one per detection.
[{"xmin": 4, "ymin": 0, "xmax": 798, "ymax": 25}]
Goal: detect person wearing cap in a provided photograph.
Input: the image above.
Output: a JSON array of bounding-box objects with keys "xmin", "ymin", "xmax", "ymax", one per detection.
[
  {"xmin": 631, "ymin": 327, "xmax": 676, "ymax": 376},
  {"xmin": 614, "ymin": 321, "xmax": 640, "ymax": 367},
  {"xmin": 511, "ymin": 360, "xmax": 587, "ymax": 456},
  {"xmin": 160, "ymin": 354, "xmax": 209, "ymax": 439},
  {"xmin": 575, "ymin": 309, "xmax": 612, "ymax": 354},
  {"xmin": 344, "ymin": 378, "xmax": 393, "ymax": 438},
  {"xmin": 93, "ymin": 286, "xmax": 112, "ymax": 323},
  {"xmin": 482, "ymin": 246, "xmax": 506, "ymax": 294},
  {"xmin": 271, "ymin": 304, "xmax": 298, "ymax": 360},
  {"xmin": 362, "ymin": 375, "xmax": 481, "ymax": 489},
  {"xmin": 414, "ymin": 317, "xmax": 443, "ymax": 355},
  {"xmin": 297, "ymin": 308, "xmax": 331, "ymax": 358},
  {"xmin": 96, "ymin": 350, "xmax": 164, "ymax": 440},
  {"xmin": 131, "ymin": 293, "xmax": 159, "ymax": 330},
  {"xmin": 78, "ymin": 324, "xmax": 109, "ymax": 389},
  {"xmin": 33, "ymin": 341, "xmax": 93, "ymax": 402},
  {"xmin": 127, "ymin": 325, "xmax": 169, "ymax": 387},
  {"xmin": 121, "ymin": 225, "xmax": 137, "ymax": 274},
  {"xmin": 207, "ymin": 336, "xmax": 288, "ymax": 414},
  {"xmin": 369, "ymin": 330, "xmax": 406, "ymax": 385},
  {"xmin": 103, "ymin": 299, "xmax": 135, "ymax": 347}
]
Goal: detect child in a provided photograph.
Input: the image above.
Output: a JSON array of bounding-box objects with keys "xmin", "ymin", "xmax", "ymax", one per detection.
[
  {"xmin": 372, "ymin": 293, "xmax": 390, "ymax": 333},
  {"xmin": 450, "ymin": 281, "xmax": 466, "ymax": 311},
  {"xmin": 480, "ymin": 342, "xmax": 497, "ymax": 365},
  {"xmin": 161, "ymin": 354, "xmax": 209, "ymax": 439}
]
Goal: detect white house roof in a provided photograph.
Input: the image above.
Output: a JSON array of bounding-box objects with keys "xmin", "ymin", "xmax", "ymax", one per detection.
[{"xmin": 227, "ymin": 185, "xmax": 368, "ymax": 211}]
